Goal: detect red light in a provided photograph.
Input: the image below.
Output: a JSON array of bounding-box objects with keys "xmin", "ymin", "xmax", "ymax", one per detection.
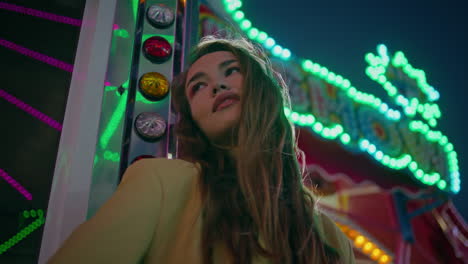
[{"xmin": 142, "ymin": 36, "xmax": 172, "ymax": 63}]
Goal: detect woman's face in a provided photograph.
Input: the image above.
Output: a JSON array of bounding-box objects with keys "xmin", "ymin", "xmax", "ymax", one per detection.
[{"xmin": 185, "ymin": 51, "xmax": 244, "ymax": 144}]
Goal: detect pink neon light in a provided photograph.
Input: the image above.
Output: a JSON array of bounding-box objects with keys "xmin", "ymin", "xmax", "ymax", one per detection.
[
  {"xmin": 0, "ymin": 38, "xmax": 73, "ymax": 72},
  {"xmin": 0, "ymin": 2, "xmax": 82, "ymax": 26},
  {"xmin": 0, "ymin": 168, "xmax": 32, "ymax": 200},
  {"xmin": 0, "ymin": 89, "xmax": 62, "ymax": 131},
  {"xmin": 0, "ymin": 3, "xmax": 121, "ymax": 31}
]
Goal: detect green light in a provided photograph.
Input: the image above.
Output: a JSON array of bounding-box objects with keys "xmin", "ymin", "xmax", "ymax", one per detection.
[
  {"xmin": 114, "ymin": 28, "xmax": 129, "ymax": 38},
  {"xmin": 335, "ymin": 75, "xmax": 343, "ymax": 85},
  {"xmin": 240, "ymin": 19, "xmax": 251, "ymax": 30},
  {"xmin": 320, "ymin": 67, "xmax": 329, "ymax": 77},
  {"xmin": 437, "ymin": 180, "xmax": 447, "ymax": 190},
  {"xmin": 226, "ymin": 2, "xmax": 460, "ymax": 193},
  {"xmin": 365, "ymin": 53, "xmax": 374, "ymax": 64},
  {"xmin": 382, "ymin": 155, "xmax": 390, "ymax": 165},
  {"xmin": 234, "ymin": 10, "xmax": 244, "ymax": 21},
  {"xmin": 367, "ymin": 144, "xmax": 376, "ymax": 154},
  {"xmin": 226, "ymin": 3, "xmax": 237, "ymax": 12},
  {"xmin": 303, "ymin": 60, "xmax": 313, "ymax": 70},
  {"xmin": 360, "ymin": 139, "xmax": 370, "ymax": 150},
  {"xmin": 378, "ymin": 75, "xmax": 387, "ymax": 84},
  {"xmin": 340, "ymin": 133, "xmax": 351, "ymax": 144},
  {"xmin": 416, "ymin": 169, "xmax": 424, "ymax": 178},
  {"xmin": 445, "ymin": 143, "xmax": 454, "ymax": 152},
  {"xmin": 291, "ymin": 112, "xmax": 299, "ymax": 122},
  {"xmin": 281, "ymin": 49, "xmax": 291, "ymax": 60},
  {"xmin": 248, "ymin": 28, "xmax": 259, "ymax": 39},
  {"xmin": 312, "ymin": 64, "xmax": 320, "ymax": 73},
  {"xmin": 100, "ymin": 92, "xmax": 127, "ymax": 149},
  {"xmin": 313, "ymin": 122, "xmax": 323, "ymax": 132},
  {"xmin": 257, "ymin": 31, "xmax": 268, "ymax": 42},
  {"xmin": 132, "ymin": 0, "xmax": 138, "ymax": 22},
  {"xmin": 299, "ymin": 115, "xmax": 308, "ymax": 125},
  {"xmin": 423, "ymin": 174, "xmax": 431, "ymax": 184},
  {"xmin": 375, "ymin": 151, "xmax": 384, "ymax": 160},
  {"xmin": 273, "ymin": 45, "xmax": 282, "ymax": 56},
  {"xmin": 265, "ymin": 37, "xmax": 275, "ymax": 48},
  {"xmin": 342, "ymin": 79, "xmax": 351, "ymax": 88}
]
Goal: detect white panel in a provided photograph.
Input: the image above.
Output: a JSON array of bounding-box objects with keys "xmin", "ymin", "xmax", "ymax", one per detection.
[{"xmin": 38, "ymin": 0, "xmax": 117, "ymax": 263}]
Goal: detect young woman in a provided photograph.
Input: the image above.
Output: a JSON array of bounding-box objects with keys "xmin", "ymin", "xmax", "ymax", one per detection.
[
  {"xmin": 47, "ymin": 36, "xmax": 355, "ymax": 264},
  {"xmin": 170, "ymin": 35, "xmax": 355, "ymax": 264}
]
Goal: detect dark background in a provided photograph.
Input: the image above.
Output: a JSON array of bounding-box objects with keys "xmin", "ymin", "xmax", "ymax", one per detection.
[{"xmin": 0, "ymin": 0, "xmax": 466, "ymax": 262}]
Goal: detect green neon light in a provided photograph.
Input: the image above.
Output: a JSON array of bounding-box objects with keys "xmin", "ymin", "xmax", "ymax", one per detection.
[
  {"xmin": 104, "ymin": 150, "xmax": 121, "ymax": 162},
  {"xmin": 132, "ymin": 0, "xmax": 138, "ymax": 22},
  {"xmin": 100, "ymin": 91, "xmax": 128, "ymax": 150},
  {"xmin": 365, "ymin": 46, "xmax": 441, "ymax": 123},
  {"xmin": 100, "ymin": 82, "xmax": 165, "ymax": 151},
  {"xmin": 113, "ymin": 28, "xmax": 129, "ymax": 39},
  {"xmin": 0, "ymin": 210, "xmax": 44, "ymax": 255},
  {"xmin": 225, "ymin": 0, "xmax": 460, "ymax": 193}
]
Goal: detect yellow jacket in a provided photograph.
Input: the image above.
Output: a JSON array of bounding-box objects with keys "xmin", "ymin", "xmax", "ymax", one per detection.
[{"xmin": 47, "ymin": 158, "xmax": 355, "ymax": 264}]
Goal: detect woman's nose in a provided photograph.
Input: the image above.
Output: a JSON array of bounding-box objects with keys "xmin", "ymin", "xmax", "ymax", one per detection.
[{"xmin": 213, "ymin": 83, "xmax": 229, "ymax": 95}]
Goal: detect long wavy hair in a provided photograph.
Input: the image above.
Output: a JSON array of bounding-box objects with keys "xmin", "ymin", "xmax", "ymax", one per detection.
[{"xmin": 171, "ymin": 35, "xmax": 341, "ymax": 264}]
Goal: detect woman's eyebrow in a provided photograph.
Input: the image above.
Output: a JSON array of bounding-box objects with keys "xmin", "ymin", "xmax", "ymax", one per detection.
[
  {"xmin": 186, "ymin": 59, "xmax": 238, "ymax": 88},
  {"xmin": 187, "ymin": 72, "xmax": 206, "ymax": 88},
  {"xmin": 219, "ymin": 59, "xmax": 237, "ymax": 69}
]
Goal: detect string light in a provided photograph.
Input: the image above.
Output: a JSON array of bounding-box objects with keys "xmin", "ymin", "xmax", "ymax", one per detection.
[
  {"xmin": 0, "ymin": 89, "xmax": 62, "ymax": 131},
  {"xmin": 0, "ymin": 210, "xmax": 44, "ymax": 255},
  {"xmin": 0, "ymin": 2, "xmax": 81, "ymax": 26},
  {"xmin": 335, "ymin": 222, "xmax": 392, "ymax": 264},
  {"xmin": 224, "ymin": 0, "xmax": 460, "ymax": 193}
]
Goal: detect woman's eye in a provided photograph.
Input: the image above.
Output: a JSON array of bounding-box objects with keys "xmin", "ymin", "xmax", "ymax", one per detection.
[
  {"xmin": 192, "ymin": 83, "xmax": 206, "ymax": 94},
  {"xmin": 225, "ymin": 67, "xmax": 240, "ymax": 76}
]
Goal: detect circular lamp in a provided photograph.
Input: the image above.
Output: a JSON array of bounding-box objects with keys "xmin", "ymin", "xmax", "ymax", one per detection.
[
  {"xmin": 134, "ymin": 112, "xmax": 167, "ymax": 141},
  {"xmin": 142, "ymin": 36, "xmax": 172, "ymax": 63},
  {"xmin": 146, "ymin": 4, "xmax": 175, "ymax": 28},
  {"xmin": 139, "ymin": 72, "xmax": 170, "ymax": 101}
]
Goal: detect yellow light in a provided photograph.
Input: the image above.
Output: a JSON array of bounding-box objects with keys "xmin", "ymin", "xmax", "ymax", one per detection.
[
  {"xmin": 371, "ymin": 248, "xmax": 382, "ymax": 260},
  {"xmin": 354, "ymin": 235, "xmax": 365, "ymax": 248},
  {"xmin": 139, "ymin": 72, "xmax": 169, "ymax": 101},
  {"xmin": 363, "ymin": 242, "xmax": 374, "ymax": 253},
  {"xmin": 379, "ymin": 254, "xmax": 390, "ymax": 264}
]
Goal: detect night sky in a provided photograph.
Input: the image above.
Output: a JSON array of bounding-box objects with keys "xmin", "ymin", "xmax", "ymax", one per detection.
[{"xmin": 0, "ymin": 2, "xmax": 466, "ymax": 261}]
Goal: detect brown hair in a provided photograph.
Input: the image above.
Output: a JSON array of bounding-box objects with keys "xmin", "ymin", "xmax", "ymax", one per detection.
[{"xmin": 171, "ymin": 35, "xmax": 341, "ymax": 264}]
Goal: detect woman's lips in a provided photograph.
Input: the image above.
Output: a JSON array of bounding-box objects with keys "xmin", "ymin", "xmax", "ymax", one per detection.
[{"xmin": 215, "ymin": 99, "xmax": 239, "ymax": 112}]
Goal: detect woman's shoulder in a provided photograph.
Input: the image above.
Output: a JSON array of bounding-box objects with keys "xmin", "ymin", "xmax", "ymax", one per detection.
[
  {"xmin": 126, "ymin": 157, "xmax": 200, "ymax": 190},
  {"xmin": 129, "ymin": 157, "xmax": 199, "ymax": 176},
  {"xmin": 313, "ymin": 210, "xmax": 356, "ymax": 263}
]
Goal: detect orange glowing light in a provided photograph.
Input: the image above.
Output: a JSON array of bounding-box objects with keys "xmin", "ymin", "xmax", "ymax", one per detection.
[
  {"xmin": 371, "ymin": 248, "xmax": 382, "ymax": 260},
  {"xmin": 363, "ymin": 242, "xmax": 374, "ymax": 253},
  {"xmin": 139, "ymin": 72, "xmax": 169, "ymax": 101}
]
